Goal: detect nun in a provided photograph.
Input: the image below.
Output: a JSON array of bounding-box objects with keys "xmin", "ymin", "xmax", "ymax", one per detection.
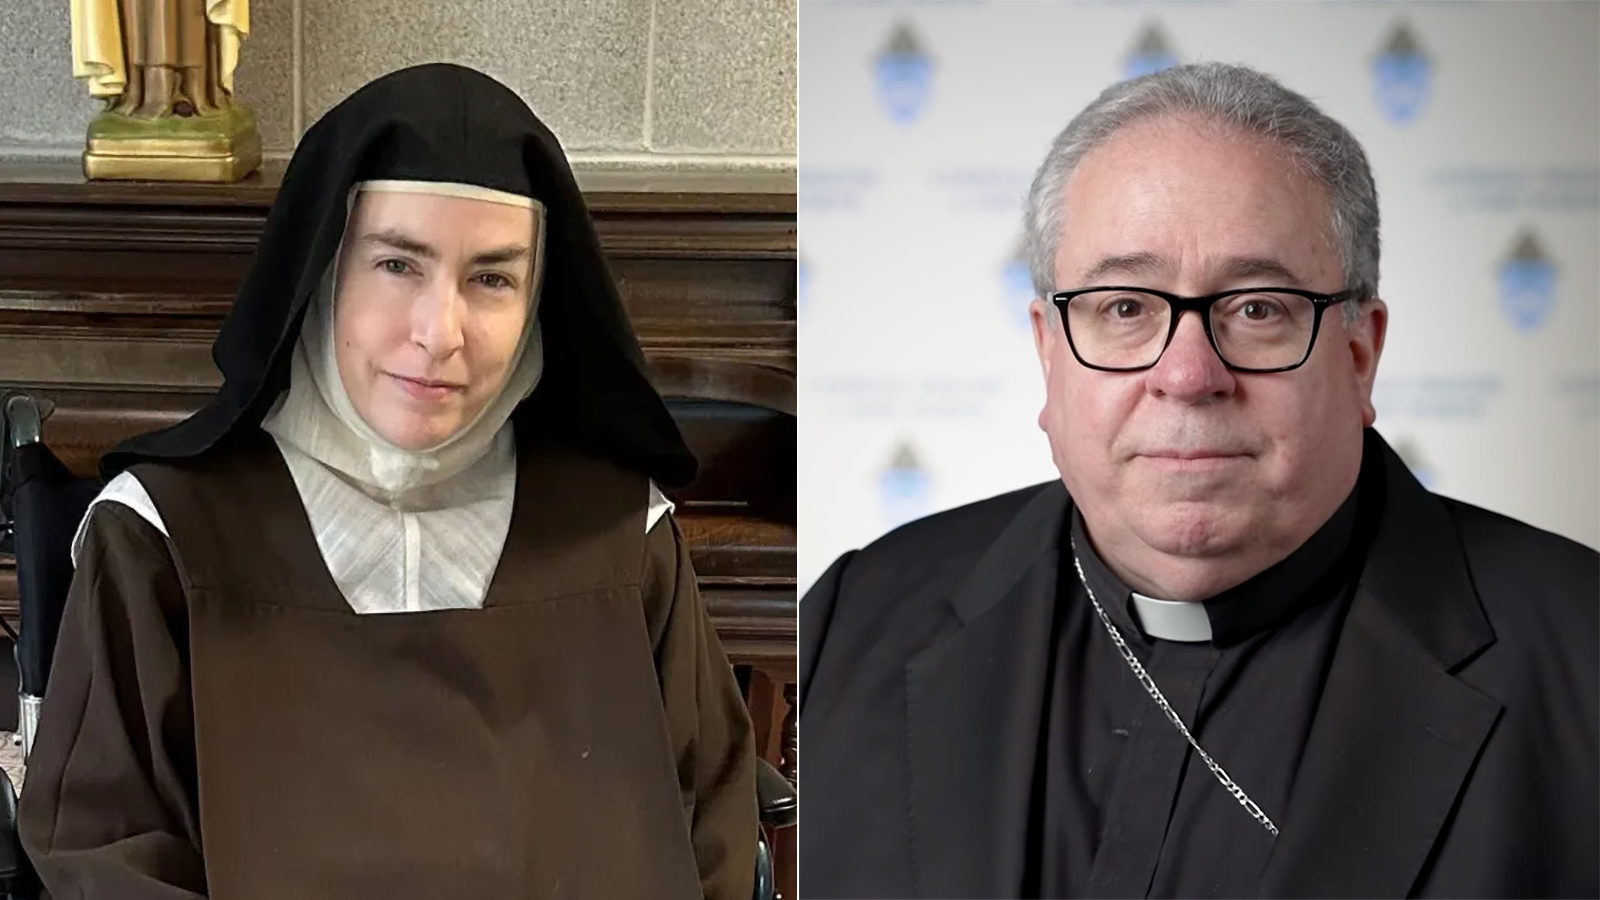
[{"xmin": 18, "ymin": 63, "xmax": 757, "ymax": 899}]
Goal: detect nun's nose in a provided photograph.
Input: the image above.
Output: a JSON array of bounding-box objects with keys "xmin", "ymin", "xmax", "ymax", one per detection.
[{"xmin": 413, "ymin": 283, "xmax": 466, "ymax": 359}]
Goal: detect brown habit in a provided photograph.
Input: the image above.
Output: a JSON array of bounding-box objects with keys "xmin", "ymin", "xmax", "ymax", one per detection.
[{"xmin": 18, "ymin": 431, "xmax": 758, "ymax": 899}]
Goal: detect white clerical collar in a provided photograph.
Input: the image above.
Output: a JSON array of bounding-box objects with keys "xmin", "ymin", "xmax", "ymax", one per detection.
[{"xmin": 1129, "ymin": 592, "xmax": 1213, "ymax": 643}]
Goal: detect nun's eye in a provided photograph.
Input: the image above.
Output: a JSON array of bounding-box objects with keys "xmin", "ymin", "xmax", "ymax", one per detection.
[{"xmin": 379, "ymin": 259, "xmax": 413, "ymax": 276}]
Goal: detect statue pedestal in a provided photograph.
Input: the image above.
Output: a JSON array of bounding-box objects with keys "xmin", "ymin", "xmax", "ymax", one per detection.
[{"xmin": 83, "ymin": 106, "xmax": 262, "ymax": 183}]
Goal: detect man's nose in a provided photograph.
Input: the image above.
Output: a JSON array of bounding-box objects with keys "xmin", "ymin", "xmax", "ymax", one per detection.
[{"xmin": 1144, "ymin": 310, "xmax": 1236, "ymax": 401}]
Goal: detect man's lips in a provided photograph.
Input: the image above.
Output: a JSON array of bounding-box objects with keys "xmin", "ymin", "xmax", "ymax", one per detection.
[{"xmin": 1135, "ymin": 450, "xmax": 1252, "ymax": 470}]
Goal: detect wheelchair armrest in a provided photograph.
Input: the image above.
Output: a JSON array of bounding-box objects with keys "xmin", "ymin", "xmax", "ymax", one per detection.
[{"xmin": 755, "ymin": 758, "xmax": 796, "ymax": 830}]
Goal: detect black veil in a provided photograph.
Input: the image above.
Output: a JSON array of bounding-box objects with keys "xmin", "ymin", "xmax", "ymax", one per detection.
[{"xmin": 102, "ymin": 63, "xmax": 697, "ymax": 488}]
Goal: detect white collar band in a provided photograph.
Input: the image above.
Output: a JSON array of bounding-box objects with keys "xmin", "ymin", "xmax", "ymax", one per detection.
[{"xmin": 1130, "ymin": 592, "xmax": 1213, "ymax": 643}]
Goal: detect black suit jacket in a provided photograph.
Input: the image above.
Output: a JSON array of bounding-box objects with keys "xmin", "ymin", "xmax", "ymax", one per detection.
[{"xmin": 801, "ymin": 432, "xmax": 1598, "ymax": 898}]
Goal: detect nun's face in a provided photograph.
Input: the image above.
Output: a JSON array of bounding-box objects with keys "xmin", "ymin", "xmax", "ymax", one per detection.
[{"xmin": 334, "ymin": 190, "xmax": 538, "ymax": 450}]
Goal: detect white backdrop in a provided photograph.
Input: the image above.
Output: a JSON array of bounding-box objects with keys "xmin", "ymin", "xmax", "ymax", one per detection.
[{"xmin": 798, "ymin": 0, "xmax": 1600, "ymax": 594}]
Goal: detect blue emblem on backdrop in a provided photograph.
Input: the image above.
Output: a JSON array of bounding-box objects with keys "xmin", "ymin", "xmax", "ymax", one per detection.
[
  {"xmin": 880, "ymin": 443, "xmax": 932, "ymax": 529},
  {"xmin": 874, "ymin": 21, "xmax": 934, "ymax": 125},
  {"xmin": 1001, "ymin": 237, "xmax": 1034, "ymax": 331},
  {"xmin": 1372, "ymin": 23, "xmax": 1432, "ymax": 126},
  {"xmin": 1498, "ymin": 230, "xmax": 1557, "ymax": 333},
  {"xmin": 1123, "ymin": 23, "xmax": 1178, "ymax": 81}
]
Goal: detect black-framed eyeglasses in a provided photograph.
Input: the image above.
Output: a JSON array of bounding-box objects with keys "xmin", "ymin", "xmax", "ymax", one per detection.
[{"xmin": 1049, "ymin": 285, "xmax": 1363, "ymax": 373}]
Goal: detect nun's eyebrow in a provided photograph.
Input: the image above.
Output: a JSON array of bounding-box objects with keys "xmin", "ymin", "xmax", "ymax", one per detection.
[
  {"xmin": 360, "ymin": 229, "xmax": 439, "ymax": 260},
  {"xmin": 359, "ymin": 229, "xmax": 530, "ymax": 267},
  {"xmin": 471, "ymin": 245, "xmax": 531, "ymax": 266}
]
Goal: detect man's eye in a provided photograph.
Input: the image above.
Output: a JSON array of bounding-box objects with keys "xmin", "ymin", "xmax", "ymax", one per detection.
[
  {"xmin": 476, "ymin": 273, "xmax": 513, "ymax": 290},
  {"xmin": 379, "ymin": 259, "xmax": 412, "ymax": 276},
  {"xmin": 1112, "ymin": 299, "xmax": 1146, "ymax": 318}
]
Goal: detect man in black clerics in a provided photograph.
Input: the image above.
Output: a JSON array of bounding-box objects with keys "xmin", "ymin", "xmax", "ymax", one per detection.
[{"xmin": 802, "ymin": 62, "xmax": 1597, "ymax": 899}]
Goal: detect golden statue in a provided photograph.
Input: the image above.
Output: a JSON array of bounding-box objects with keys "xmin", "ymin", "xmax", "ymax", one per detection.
[{"xmin": 70, "ymin": 0, "xmax": 260, "ymax": 182}]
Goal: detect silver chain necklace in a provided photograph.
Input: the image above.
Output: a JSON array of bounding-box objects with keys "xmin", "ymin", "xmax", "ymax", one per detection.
[{"xmin": 1070, "ymin": 540, "xmax": 1280, "ymax": 838}]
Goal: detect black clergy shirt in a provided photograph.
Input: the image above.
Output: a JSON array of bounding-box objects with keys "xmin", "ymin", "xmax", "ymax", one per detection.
[
  {"xmin": 803, "ymin": 429, "xmax": 1598, "ymax": 899},
  {"xmin": 1026, "ymin": 479, "xmax": 1372, "ymax": 899}
]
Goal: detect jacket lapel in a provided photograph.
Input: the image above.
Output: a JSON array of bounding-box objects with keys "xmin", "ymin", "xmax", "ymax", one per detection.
[
  {"xmin": 905, "ymin": 483, "xmax": 1067, "ymax": 898},
  {"xmin": 1260, "ymin": 433, "xmax": 1503, "ymax": 898}
]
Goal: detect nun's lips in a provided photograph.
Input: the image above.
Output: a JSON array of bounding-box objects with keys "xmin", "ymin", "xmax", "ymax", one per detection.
[{"xmin": 387, "ymin": 372, "xmax": 465, "ymax": 400}]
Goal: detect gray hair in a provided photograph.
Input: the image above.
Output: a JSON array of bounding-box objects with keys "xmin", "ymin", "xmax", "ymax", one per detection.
[{"xmin": 1025, "ymin": 62, "xmax": 1380, "ymax": 324}]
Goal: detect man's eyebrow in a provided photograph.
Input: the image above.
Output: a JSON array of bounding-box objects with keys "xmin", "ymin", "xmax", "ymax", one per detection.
[
  {"xmin": 1218, "ymin": 256, "xmax": 1305, "ymax": 287},
  {"xmin": 1075, "ymin": 253, "xmax": 1307, "ymax": 287},
  {"xmin": 358, "ymin": 229, "xmax": 439, "ymax": 261},
  {"xmin": 1077, "ymin": 252, "xmax": 1165, "ymax": 285}
]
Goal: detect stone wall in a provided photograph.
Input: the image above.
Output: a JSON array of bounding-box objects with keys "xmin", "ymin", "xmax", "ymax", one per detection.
[{"xmin": 0, "ymin": 0, "xmax": 796, "ymax": 172}]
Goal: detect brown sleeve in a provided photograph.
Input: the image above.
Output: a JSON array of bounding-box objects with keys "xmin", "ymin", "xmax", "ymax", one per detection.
[
  {"xmin": 644, "ymin": 515, "xmax": 758, "ymax": 900},
  {"xmin": 18, "ymin": 502, "xmax": 207, "ymax": 899}
]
